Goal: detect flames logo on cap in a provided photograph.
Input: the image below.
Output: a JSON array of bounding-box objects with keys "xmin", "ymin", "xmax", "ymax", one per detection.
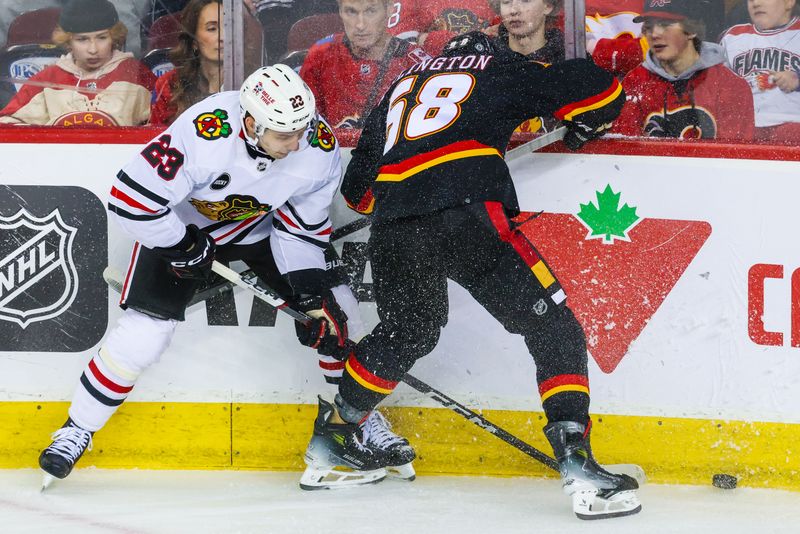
[{"xmin": 194, "ymin": 109, "xmax": 233, "ymax": 141}]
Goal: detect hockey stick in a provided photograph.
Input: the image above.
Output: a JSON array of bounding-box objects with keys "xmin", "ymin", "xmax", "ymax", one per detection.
[
  {"xmin": 504, "ymin": 125, "xmax": 566, "ymax": 162},
  {"xmin": 103, "ymin": 262, "xmax": 644, "ymax": 483}
]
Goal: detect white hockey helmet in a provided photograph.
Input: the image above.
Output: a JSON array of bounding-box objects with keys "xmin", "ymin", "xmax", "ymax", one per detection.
[{"xmin": 240, "ymin": 64, "xmax": 316, "ymax": 138}]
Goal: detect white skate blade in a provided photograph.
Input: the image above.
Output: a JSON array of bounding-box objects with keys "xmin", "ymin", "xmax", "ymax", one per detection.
[
  {"xmin": 40, "ymin": 472, "xmax": 56, "ymax": 492},
  {"xmin": 299, "ymin": 465, "xmax": 386, "ymax": 490},
  {"xmin": 572, "ymin": 489, "xmax": 642, "ymax": 520},
  {"xmin": 602, "ymin": 463, "xmax": 647, "ymax": 485},
  {"xmin": 386, "ymin": 463, "xmax": 416, "ymax": 481}
]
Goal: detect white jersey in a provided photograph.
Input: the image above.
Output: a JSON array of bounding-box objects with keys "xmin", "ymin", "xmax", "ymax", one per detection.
[
  {"xmin": 720, "ymin": 18, "xmax": 800, "ymax": 127},
  {"xmin": 107, "ymin": 91, "xmax": 342, "ymax": 276}
]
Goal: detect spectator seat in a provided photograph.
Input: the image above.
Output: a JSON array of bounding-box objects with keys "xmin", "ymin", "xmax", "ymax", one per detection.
[
  {"xmin": 0, "ymin": 44, "xmax": 64, "ymax": 108},
  {"xmin": 147, "ymin": 14, "xmax": 182, "ymax": 52},
  {"xmin": 5, "ymin": 8, "xmax": 62, "ymax": 48},
  {"xmin": 286, "ymin": 13, "xmax": 343, "ymax": 54},
  {"xmin": 142, "ymin": 48, "xmax": 174, "ymax": 78}
]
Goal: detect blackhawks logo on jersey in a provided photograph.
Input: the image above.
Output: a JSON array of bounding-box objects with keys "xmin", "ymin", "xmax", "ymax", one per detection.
[
  {"xmin": 190, "ymin": 195, "xmax": 272, "ymax": 221},
  {"xmin": 194, "ymin": 109, "xmax": 233, "ymax": 141},
  {"xmin": 308, "ymin": 120, "xmax": 336, "ymax": 152}
]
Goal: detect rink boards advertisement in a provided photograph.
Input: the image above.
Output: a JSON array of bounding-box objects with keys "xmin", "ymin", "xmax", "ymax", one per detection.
[{"xmin": 1, "ymin": 137, "xmax": 799, "ymax": 489}]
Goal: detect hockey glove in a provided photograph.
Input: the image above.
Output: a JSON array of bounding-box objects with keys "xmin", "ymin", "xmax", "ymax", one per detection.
[
  {"xmin": 563, "ymin": 120, "xmax": 613, "ymax": 151},
  {"xmin": 294, "ymin": 291, "xmax": 349, "ymax": 353},
  {"xmin": 152, "ymin": 224, "xmax": 216, "ymax": 280}
]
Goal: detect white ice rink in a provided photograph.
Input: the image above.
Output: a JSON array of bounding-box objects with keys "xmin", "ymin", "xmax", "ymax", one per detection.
[{"xmin": 1, "ymin": 469, "xmax": 798, "ymax": 534}]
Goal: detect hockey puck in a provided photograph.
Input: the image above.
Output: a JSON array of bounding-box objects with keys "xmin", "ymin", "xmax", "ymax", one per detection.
[{"xmin": 712, "ymin": 474, "xmax": 737, "ymax": 489}]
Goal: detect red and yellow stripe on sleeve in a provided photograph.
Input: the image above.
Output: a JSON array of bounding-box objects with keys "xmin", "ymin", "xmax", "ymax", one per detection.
[
  {"xmin": 345, "ymin": 355, "xmax": 398, "ymax": 395},
  {"xmin": 554, "ymin": 78, "xmax": 623, "ymax": 121},
  {"xmin": 376, "ymin": 140, "xmax": 502, "ymax": 183},
  {"xmin": 538, "ymin": 374, "xmax": 589, "ymax": 403},
  {"xmin": 345, "ymin": 188, "xmax": 375, "ymax": 215}
]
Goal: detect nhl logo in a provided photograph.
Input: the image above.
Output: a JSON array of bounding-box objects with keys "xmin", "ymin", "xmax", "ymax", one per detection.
[{"xmin": 0, "ymin": 208, "xmax": 79, "ymax": 328}]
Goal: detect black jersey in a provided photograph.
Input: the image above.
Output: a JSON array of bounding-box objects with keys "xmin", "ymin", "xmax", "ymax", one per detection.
[{"xmin": 342, "ymin": 32, "xmax": 625, "ymax": 222}]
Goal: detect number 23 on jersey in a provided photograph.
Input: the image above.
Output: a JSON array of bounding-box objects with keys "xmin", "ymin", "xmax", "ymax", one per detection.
[{"xmin": 384, "ymin": 73, "xmax": 476, "ymax": 154}]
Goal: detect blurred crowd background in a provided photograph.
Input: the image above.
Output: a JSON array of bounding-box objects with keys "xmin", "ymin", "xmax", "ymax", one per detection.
[{"xmin": 0, "ymin": 0, "xmax": 796, "ymax": 144}]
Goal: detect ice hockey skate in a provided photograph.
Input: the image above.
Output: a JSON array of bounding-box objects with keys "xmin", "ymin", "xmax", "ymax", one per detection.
[
  {"xmin": 361, "ymin": 409, "xmax": 416, "ymax": 481},
  {"xmin": 544, "ymin": 421, "xmax": 641, "ymax": 520},
  {"xmin": 39, "ymin": 418, "xmax": 93, "ymax": 490},
  {"xmin": 300, "ymin": 397, "xmax": 391, "ymax": 490}
]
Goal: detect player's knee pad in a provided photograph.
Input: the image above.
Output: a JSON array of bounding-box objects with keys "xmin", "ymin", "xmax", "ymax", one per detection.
[{"xmin": 103, "ymin": 308, "xmax": 178, "ymax": 376}]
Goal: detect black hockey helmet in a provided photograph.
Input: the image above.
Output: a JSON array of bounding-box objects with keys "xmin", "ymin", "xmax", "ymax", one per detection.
[{"xmin": 440, "ymin": 31, "xmax": 498, "ymax": 57}]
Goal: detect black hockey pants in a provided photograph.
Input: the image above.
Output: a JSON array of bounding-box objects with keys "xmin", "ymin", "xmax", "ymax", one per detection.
[{"xmin": 339, "ymin": 202, "xmax": 590, "ymax": 424}]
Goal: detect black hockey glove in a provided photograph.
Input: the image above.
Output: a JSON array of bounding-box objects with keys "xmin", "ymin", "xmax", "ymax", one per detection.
[
  {"xmin": 152, "ymin": 224, "xmax": 216, "ymax": 280},
  {"xmin": 294, "ymin": 291, "xmax": 349, "ymax": 353},
  {"xmin": 563, "ymin": 120, "xmax": 613, "ymax": 151}
]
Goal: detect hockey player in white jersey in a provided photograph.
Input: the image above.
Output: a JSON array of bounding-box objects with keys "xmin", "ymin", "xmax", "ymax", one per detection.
[{"xmin": 38, "ymin": 64, "xmax": 414, "ymax": 490}]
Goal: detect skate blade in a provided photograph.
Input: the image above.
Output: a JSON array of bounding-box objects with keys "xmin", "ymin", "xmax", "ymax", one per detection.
[
  {"xmin": 603, "ymin": 463, "xmax": 647, "ymax": 485},
  {"xmin": 299, "ymin": 465, "xmax": 386, "ymax": 490},
  {"xmin": 573, "ymin": 489, "xmax": 642, "ymax": 520},
  {"xmin": 387, "ymin": 463, "xmax": 416, "ymax": 481},
  {"xmin": 40, "ymin": 472, "xmax": 56, "ymax": 492}
]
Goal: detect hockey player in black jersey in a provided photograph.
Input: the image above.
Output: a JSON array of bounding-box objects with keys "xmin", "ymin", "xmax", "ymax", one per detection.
[{"xmin": 301, "ymin": 31, "xmax": 642, "ymax": 519}]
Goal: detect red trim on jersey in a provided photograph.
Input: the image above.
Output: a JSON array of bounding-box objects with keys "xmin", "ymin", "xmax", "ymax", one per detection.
[
  {"xmin": 722, "ymin": 17, "xmax": 800, "ymax": 37},
  {"xmin": 110, "ymin": 186, "xmax": 158, "ymax": 213},
  {"xmin": 554, "ymin": 78, "xmax": 622, "ymax": 120},
  {"xmin": 214, "ymin": 215, "xmax": 261, "ymax": 242},
  {"xmin": 378, "ymin": 140, "xmax": 494, "ymax": 176},
  {"xmin": 276, "ymin": 209, "xmax": 299, "ymax": 229},
  {"xmin": 319, "ymin": 360, "xmax": 346, "ymax": 371},
  {"xmin": 121, "ymin": 242, "xmax": 140, "ymax": 305},
  {"xmin": 316, "ymin": 227, "xmax": 332, "ymax": 236},
  {"xmin": 88, "ymin": 359, "xmax": 133, "ymax": 394}
]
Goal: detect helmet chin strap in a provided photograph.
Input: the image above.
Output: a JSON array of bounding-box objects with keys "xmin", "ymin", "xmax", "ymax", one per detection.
[{"xmin": 241, "ymin": 115, "xmax": 265, "ymax": 149}]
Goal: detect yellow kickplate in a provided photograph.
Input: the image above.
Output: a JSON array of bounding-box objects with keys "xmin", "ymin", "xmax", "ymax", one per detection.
[{"xmin": 2, "ymin": 401, "xmax": 798, "ymax": 490}]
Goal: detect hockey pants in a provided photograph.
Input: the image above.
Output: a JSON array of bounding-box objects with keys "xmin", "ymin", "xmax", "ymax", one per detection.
[{"xmin": 339, "ymin": 202, "xmax": 590, "ymax": 424}]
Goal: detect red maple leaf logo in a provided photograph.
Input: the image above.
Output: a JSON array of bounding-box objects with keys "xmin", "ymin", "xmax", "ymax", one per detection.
[{"xmin": 516, "ymin": 208, "xmax": 711, "ymax": 373}]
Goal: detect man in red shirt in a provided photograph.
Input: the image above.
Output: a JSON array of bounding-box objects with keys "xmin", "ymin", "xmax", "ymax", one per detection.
[
  {"xmin": 300, "ymin": 0, "xmax": 429, "ymax": 129},
  {"xmin": 612, "ymin": 0, "xmax": 753, "ymax": 141}
]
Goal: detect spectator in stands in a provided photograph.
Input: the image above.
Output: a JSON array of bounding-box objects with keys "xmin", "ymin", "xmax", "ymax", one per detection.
[
  {"xmin": 587, "ymin": 0, "xmax": 723, "ymax": 77},
  {"xmin": 720, "ymin": 0, "xmax": 800, "ymax": 142},
  {"xmin": 150, "ymin": 0, "xmax": 222, "ymax": 126},
  {"xmin": 612, "ymin": 0, "xmax": 754, "ymax": 141},
  {"xmin": 0, "ymin": 1, "xmax": 149, "ymax": 57},
  {"xmin": 0, "ymin": 0, "xmax": 155, "ymax": 127},
  {"xmin": 489, "ymin": 0, "xmax": 563, "ymax": 134},
  {"xmin": 300, "ymin": 0, "xmax": 428, "ymax": 129},
  {"xmin": 492, "ymin": 0, "xmax": 563, "ymax": 62}
]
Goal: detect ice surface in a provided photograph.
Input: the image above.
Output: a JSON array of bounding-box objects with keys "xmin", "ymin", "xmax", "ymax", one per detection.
[{"xmin": 1, "ymin": 469, "xmax": 798, "ymax": 533}]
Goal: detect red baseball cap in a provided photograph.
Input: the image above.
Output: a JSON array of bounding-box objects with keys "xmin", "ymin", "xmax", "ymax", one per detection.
[{"xmin": 633, "ymin": 0, "xmax": 698, "ymax": 23}]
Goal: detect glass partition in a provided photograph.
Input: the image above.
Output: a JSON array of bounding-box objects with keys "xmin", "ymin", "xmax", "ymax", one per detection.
[{"xmin": 0, "ymin": 1, "xmax": 796, "ymax": 147}]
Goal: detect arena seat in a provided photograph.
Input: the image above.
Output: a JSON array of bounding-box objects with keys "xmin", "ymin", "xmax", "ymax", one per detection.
[
  {"xmin": 0, "ymin": 44, "xmax": 63, "ymax": 108},
  {"xmin": 147, "ymin": 14, "xmax": 182, "ymax": 52},
  {"xmin": 286, "ymin": 13, "xmax": 343, "ymax": 53},
  {"xmin": 5, "ymin": 8, "xmax": 62, "ymax": 48}
]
